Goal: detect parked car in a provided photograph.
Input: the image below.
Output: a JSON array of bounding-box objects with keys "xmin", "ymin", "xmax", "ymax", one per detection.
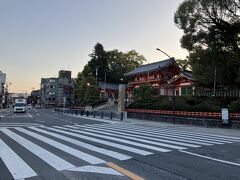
[{"xmin": 36, "ymin": 105, "xmax": 42, "ymax": 109}]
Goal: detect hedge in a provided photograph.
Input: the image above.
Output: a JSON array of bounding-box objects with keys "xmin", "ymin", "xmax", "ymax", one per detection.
[{"xmin": 128, "ymin": 96, "xmax": 240, "ymax": 113}]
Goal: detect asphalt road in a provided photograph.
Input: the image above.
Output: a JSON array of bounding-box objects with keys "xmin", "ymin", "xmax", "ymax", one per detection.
[{"xmin": 0, "ymin": 108, "xmax": 240, "ymax": 180}]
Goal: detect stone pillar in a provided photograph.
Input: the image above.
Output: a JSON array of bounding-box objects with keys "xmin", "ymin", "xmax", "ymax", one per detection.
[{"xmin": 118, "ymin": 84, "xmax": 126, "ymax": 112}]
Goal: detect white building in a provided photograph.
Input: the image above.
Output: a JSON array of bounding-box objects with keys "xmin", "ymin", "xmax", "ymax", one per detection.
[{"xmin": 0, "ymin": 71, "xmax": 6, "ymax": 107}]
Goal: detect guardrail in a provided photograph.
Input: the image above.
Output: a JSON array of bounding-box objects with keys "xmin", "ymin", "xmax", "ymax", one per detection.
[
  {"xmin": 197, "ymin": 90, "xmax": 240, "ymax": 98},
  {"xmin": 54, "ymin": 108, "xmax": 124, "ymax": 121},
  {"xmin": 127, "ymin": 109, "xmax": 240, "ymax": 120},
  {"xmin": 126, "ymin": 109, "xmax": 240, "ymax": 128}
]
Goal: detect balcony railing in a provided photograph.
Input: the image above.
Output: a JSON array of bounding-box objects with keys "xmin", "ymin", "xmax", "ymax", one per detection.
[{"xmin": 129, "ymin": 78, "xmax": 163, "ymax": 85}]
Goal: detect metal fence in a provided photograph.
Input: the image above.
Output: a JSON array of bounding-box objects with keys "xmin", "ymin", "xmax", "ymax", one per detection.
[
  {"xmin": 197, "ymin": 90, "xmax": 240, "ymax": 98},
  {"xmin": 54, "ymin": 108, "xmax": 124, "ymax": 121}
]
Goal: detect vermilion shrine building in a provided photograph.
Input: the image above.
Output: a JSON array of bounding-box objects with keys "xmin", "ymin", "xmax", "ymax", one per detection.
[{"xmin": 124, "ymin": 58, "xmax": 193, "ymax": 99}]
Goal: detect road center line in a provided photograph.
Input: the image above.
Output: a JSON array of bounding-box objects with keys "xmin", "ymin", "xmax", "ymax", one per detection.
[
  {"xmin": 106, "ymin": 162, "xmax": 144, "ymax": 180},
  {"xmin": 67, "ymin": 165, "xmax": 124, "ymax": 176},
  {"xmin": 180, "ymin": 150, "xmax": 240, "ymax": 167}
]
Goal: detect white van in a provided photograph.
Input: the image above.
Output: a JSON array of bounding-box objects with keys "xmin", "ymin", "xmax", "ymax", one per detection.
[{"xmin": 14, "ymin": 99, "xmax": 27, "ymax": 113}]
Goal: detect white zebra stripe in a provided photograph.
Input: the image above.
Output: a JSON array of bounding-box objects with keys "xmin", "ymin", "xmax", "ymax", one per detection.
[
  {"xmin": 67, "ymin": 165, "xmax": 124, "ymax": 176},
  {"xmin": 0, "ymin": 128, "xmax": 75, "ymax": 171},
  {"xmin": 0, "ymin": 139, "xmax": 37, "ymax": 180},
  {"xmin": 80, "ymin": 125, "xmax": 200, "ymax": 148},
  {"xmin": 120, "ymin": 126, "xmax": 234, "ymax": 144},
  {"xmin": 15, "ymin": 127, "xmax": 105, "ymax": 165},
  {"xmin": 81, "ymin": 127, "xmax": 187, "ymax": 150},
  {"xmin": 104, "ymin": 123, "xmax": 240, "ymax": 142},
  {"xmin": 42, "ymin": 126, "xmax": 152, "ymax": 155},
  {"xmin": 54, "ymin": 126, "xmax": 171, "ymax": 153},
  {"xmin": 90, "ymin": 124, "xmax": 225, "ymax": 145},
  {"xmin": 77, "ymin": 124, "xmax": 213, "ymax": 146},
  {"xmin": 29, "ymin": 127, "xmax": 131, "ymax": 161}
]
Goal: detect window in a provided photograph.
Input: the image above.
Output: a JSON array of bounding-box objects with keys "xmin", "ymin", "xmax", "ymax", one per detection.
[{"xmin": 181, "ymin": 86, "xmax": 193, "ymax": 96}]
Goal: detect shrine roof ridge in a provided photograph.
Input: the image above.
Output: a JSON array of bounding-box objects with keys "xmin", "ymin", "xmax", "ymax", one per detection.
[{"xmin": 125, "ymin": 58, "xmax": 175, "ymax": 76}]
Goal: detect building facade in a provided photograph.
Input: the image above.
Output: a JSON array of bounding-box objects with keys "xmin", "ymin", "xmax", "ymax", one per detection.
[
  {"xmin": 125, "ymin": 59, "xmax": 193, "ymax": 99},
  {"xmin": 28, "ymin": 89, "xmax": 40, "ymax": 106},
  {"xmin": 40, "ymin": 70, "xmax": 75, "ymax": 107},
  {"xmin": 98, "ymin": 82, "xmax": 119, "ymax": 101},
  {"xmin": 0, "ymin": 71, "xmax": 6, "ymax": 108}
]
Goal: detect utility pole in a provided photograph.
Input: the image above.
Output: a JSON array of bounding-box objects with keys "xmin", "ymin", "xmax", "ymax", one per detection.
[
  {"xmin": 213, "ymin": 66, "xmax": 216, "ymax": 96},
  {"xmin": 95, "ymin": 67, "xmax": 98, "ymax": 86},
  {"xmin": 104, "ymin": 71, "xmax": 107, "ymax": 98}
]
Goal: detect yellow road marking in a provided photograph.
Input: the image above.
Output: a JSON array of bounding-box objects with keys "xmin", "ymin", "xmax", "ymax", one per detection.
[{"xmin": 106, "ymin": 162, "xmax": 144, "ymax": 180}]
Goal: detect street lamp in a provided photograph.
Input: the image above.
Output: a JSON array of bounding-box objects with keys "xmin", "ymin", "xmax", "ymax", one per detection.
[{"xmin": 156, "ymin": 48, "xmax": 176, "ymax": 124}]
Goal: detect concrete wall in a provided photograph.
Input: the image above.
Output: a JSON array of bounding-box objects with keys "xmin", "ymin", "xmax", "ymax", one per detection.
[{"xmin": 127, "ymin": 112, "xmax": 240, "ymax": 129}]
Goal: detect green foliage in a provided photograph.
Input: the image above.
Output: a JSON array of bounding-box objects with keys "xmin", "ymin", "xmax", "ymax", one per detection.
[
  {"xmin": 75, "ymin": 43, "xmax": 147, "ymax": 104},
  {"xmin": 83, "ymin": 85, "xmax": 100, "ymax": 105},
  {"xmin": 107, "ymin": 49, "xmax": 146, "ymax": 84},
  {"xmin": 77, "ymin": 76, "xmax": 96, "ymax": 105},
  {"xmin": 76, "ymin": 43, "xmax": 146, "ymax": 84},
  {"xmin": 188, "ymin": 48, "xmax": 238, "ymax": 88},
  {"xmin": 133, "ymin": 83, "xmax": 154, "ymax": 101},
  {"xmin": 176, "ymin": 59, "xmax": 191, "ymax": 70},
  {"xmin": 229, "ymin": 99, "xmax": 240, "ymax": 113},
  {"xmin": 175, "ymin": 0, "xmax": 240, "ymax": 53},
  {"xmin": 77, "ymin": 43, "xmax": 146, "ymax": 84},
  {"xmin": 174, "ymin": 0, "xmax": 240, "ymax": 88},
  {"xmin": 81, "ymin": 43, "xmax": 108, "ymax": 81},
  {"xmin": 128, "ymin": 96, "xmax": 226, "ymax": 112}
]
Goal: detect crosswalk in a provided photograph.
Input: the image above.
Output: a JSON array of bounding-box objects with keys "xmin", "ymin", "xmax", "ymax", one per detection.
[
  {"xmin": 0, "ymin": 123, "xmax": 42, "ymax": 128},
  {"xmin": 0, "ymin": 122, "xmax": 239, "ymax": 180}
]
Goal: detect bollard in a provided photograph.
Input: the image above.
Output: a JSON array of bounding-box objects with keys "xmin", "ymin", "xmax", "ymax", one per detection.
[
  {"xmin": 86, "ymin": 111, "xmax": 89, "ymax": 117},
  {"xmin": 93, "ymin": 111, "xmax": 95, "ymax": 118},
  {"xmin": 101, "ymin": 112, "xmax": 104, "ymax": 118},
  {"xmin": 120, "ymin": 112, "xmax": 123, "ymax": 121},
  {"xmin": 110, "ymin": 112, "xmax": 113, "ymax": 119},
  {"xmin": 75, "ymin": 109, "xmax": 78, "ymax": 115}
]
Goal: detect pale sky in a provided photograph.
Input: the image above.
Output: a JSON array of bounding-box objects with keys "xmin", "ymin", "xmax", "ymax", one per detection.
[{"xmin": 0, "ymin": 0, "xmax": 188, "ymax": 93}]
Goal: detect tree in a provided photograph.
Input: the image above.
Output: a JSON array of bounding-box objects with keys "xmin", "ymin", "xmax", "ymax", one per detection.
[
  {"xmin": 188, "ymin": 48, "xmax": 237, "ymax": 88},
  {"xmin": 176, "ymin": 59, "xmax": 191, "ymax": 70},
  {"xmin": 133, "ymin": 83, "xmax": 154, "ymax": 101},
  {"xmin": 75, "ymin": 43, "xmax": 147, "ymax": 104},
  {"xmin": 107, "ymin": 49, "xmax": 146, "ymax": 83},
  {"xmin": 88, "ymin": 43, "xmax": 108, "ymax": 82},
  {"xmin": 84, "ymin": 85, "xmax": 100, "ymax": 105},
  {"xmin": 175, "ymin": 0, "xmax": 240, "ymax": 54},
  {"xmin": 174, "ymin": 0, "xmax": 240, "ymax": 88},
  {"xmin": 77, "ymin": 76, "xmax": 96, "ymax": 104}
]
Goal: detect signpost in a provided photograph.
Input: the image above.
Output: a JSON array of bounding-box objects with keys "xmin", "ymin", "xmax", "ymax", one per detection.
[{"xmin": 221, "ymin": 108, "xmax": 229, "ymax": 125}]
